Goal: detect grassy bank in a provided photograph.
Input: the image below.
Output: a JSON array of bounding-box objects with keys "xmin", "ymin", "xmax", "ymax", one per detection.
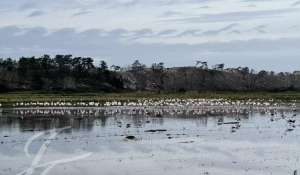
[{"xmin": 0, "ymin": 91, "xmax": 299, "ymax": 104}]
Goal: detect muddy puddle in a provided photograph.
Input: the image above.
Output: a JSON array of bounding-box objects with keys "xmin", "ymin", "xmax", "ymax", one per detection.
[{"xmin": 0, "ymin": 106, "xmax": 299, "ymax": 175}]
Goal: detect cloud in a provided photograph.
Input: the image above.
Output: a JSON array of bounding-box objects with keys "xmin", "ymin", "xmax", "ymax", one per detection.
[
  {"xmin": 199, "ymin": 6, "xmax": 211, "ymax": 9},
  {"xmin": 292, "ymin": 0, "xmax": 300, "ymax": 6},
  {"xmin": 0, "ymin": 0, "xmax": 212, "ymax": 11},
  {"xmin": 245, "ymin": 4, "xmax": 257, "ymax": 8},
  {"xmin": 160, "ymin": 11, "xmax": 182, "ymax": 17},
  {"xmin": 1, "ymin": 26, "xmax": 299, "ymax": 53},
  {"xmin": 71, "ymin": 10, "xmax": 92, "ymax": 17},
  {"xmin": 176, "ymin": 29, "xmax": 202, "ymax": 37},
  {"xmin": 229, "ymin": 30, "xmax": 242, "ymax": 34},
  {"xmin": 290, "ymin": 25, "xmax": 300, "ymax": 29},
  {"xmin": 107, "ymin": 28, "xmax": 129, "ymax": 37},
  {"xmin": 19, "ymin": 2, "xmax": 37, "ymax": 11},
  {"xmin": 163, "ymin": 8, "xmax": 299, "ymax": 23},
  {"xmin": 1, "ymin": 26, "xmax": 300, "ymax": 71},
  {"xmin": 27, "ymin": 10, "xmax": 45, "ymax": 17},
  {"xmin": 201, "ymin": 23, "xmax": 239, "ymax": 36},
  {"xmin": 130, "ymin": 29, "xmax": 154, "ymax": 40},
  {"xmin": 156, "ymin": 29, "xmax": 178, "ymax": 36},
  {"xmin": 0, "ymin": 1, "xmax": 299, "ymax": 71},
  {"xmin": 252, "ymin": 24, "xmax": 268, "ymax": 33},
  {"xmin": 121, "ymin": 0, "xmax": 140, "ymax": 7}
]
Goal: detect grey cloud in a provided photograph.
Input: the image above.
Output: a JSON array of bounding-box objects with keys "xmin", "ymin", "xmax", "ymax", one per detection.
[
  {"xmin": 19, "ymin": 2, "xmax": 37, "ymax": 11},
  {"xmin": 201, "ymin": 23, "xmax": 239, "ymax": 36},
  {"xmin": 157, "ymin": 30, "xmax": 178, "ymax": 36},
  {"xmin": 0, "ymin": 0, "xmax": 87, "ymax": 11},
  {"xmin": 199, "ymin": 6, "xmax": 211, "ymax": 9},
  {"xmin": 229, "ymin": 30, "xmax": 242, "ymax": 34},
  {"xmin": 0, "ymin": 0, "xmax": 277, "ymax": 13},
  {"xmin": 1, "ymin": 26, "xmax": 300, "ymax": 72},
  {"xmin": 160, "ymin": 11, "xmax": 182, "ymax": 17},
  {"xmin": 290, "ymin": 25, "xmax": 300, "ymax": 29},
  {"xmin": 0, "ymin": 1, "xmax": 23, "ymax": 10},
  {"xmin": 122, "ymin": 0, "xmax": 140, "ymax": 7},
  {"xmin": 72, "ymin": 10, "xmax": 92, "ymax": 17},
  {"xmin": 242, "ymin": 0, "xmax": 266, "ymax": 1},
  {"xmin": 252, "ymin": 24, "xmax": 268, "ymax": 33},
  {"xmin": 292, "ymin": 0, "xmax": 300, "ymax": 6},
  {"xmin": 27, "ymin": 10, "xmax": 45, "ymax": 17},
  {"xmin": 3, "ymin": 26, "xmax": 299, "ymax": 54},
  {"xmin": 79, "ymin": 29, "xmax": 104, "ymax": 36},
  {"xmin": 1, "ymin": 0, "xmax": 212, "ymax": 11},
  {"xmin": 107, "ymin": 28, "xmax": 130, "ymax": 37},
  {"xmin": 130, "ymin": 29, "xmax": 154, "ymax": 40},
  {"xmin": 91, "ymin": 0, "xmax": 213, "ymax": 9},
  {"xmin": 245, "ymin": 4, "xmax": 257, "ymax": 8},
  {"xmin": 161, "ymin": 0, "xmax": 212, "ymax": 5},
  {"xmin": 0, "ymin": 26, "xmax": 22, "ymax": 35},
  {"xmin": 0, "ymin": 9, "xmax": 9, "ymax": 13},
  {"xmin": 1, "ymin": 0, "xmax": 293, "ymax": 15},
  {"xmin": 177, "ymin": 29, "xmax": 202, "ymax": 37},
  {"xmin": 163, "ymin": 8, "xmax": 299, "ymax": 23}
]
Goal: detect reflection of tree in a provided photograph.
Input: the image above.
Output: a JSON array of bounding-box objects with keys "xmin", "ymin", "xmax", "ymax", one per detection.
[
  {"xmin": 0, "ymin": 117, "xmax": 17, "ymax": 132},
  {"xmin": 11, "ymin": 117, "xmax": 96, "ymax": 132},
  {"xmin": 0, "ymin": 107, "xmax": 293, "ymax": 134},
  {"xmin": 151, "ymin": 117, "xmax": 164, "ymax": 126},
  {"xmin": 195, "ymin": 117, "xmax": 208, "ymax": 127},
  {"xmin": 99, "ymin": 116, "xmax": 108, "ymax": 127},
  {"xmin": 71, "ymin": 118, "xmax": 95, "ymax": 131}
]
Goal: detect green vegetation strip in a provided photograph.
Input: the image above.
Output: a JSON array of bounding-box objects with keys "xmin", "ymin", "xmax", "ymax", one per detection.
[{"xmin": 0, "ymin": 91, "xmax": 299, "ymax": 106}]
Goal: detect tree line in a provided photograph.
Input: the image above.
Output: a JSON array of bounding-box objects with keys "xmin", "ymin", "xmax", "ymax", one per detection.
[
  {"xmin": 0, "ymin": 55, "xmax": 299, "ymax": 92},
  {"xmin": 0, "ymin": 55, "xmax": 123, "ymax": 91}
]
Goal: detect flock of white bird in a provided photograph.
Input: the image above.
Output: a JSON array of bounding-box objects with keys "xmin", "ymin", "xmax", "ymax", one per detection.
[
  {"xmin": 1, "ymin": 98, "xmax": 297, "ymax": 134},
  {"xmin": 0, "ymin": 98, "xmax": 297, "ymax": 118},
  {"xmin": 7, "ymin": 105, "xmax": 297, "ymax": 119},
  {"xmin": 7, "ymin": 98, "xmax": 296, "ymax": 108}
]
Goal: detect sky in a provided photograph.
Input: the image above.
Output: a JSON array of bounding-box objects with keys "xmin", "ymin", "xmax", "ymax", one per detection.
[{"xmin": 0, "ymin": 0, "xmax": 300, "ymax": 71}]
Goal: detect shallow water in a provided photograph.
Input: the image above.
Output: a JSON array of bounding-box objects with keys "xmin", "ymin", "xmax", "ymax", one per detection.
[{"xmin": 0, "ymin": 106, "xmax": 299, "ymax": 175}]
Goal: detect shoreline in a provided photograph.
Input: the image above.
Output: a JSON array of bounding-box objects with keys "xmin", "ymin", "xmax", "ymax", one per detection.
[{"xmin": 0, "ymin": 91, "xmax": 300, "ymax": 100}]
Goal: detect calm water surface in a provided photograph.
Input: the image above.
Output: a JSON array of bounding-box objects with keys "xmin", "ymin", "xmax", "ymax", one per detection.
[{"xmin": 0, "ymin": 106, "xmax": 299, "ymax": 175}]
